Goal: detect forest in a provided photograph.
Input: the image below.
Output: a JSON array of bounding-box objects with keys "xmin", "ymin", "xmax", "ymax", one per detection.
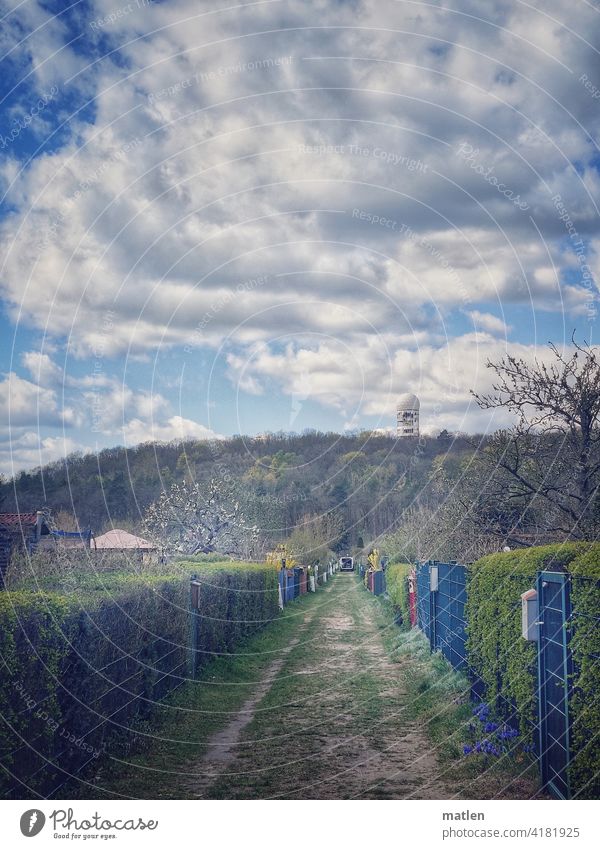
[
  {"xmin": 3, "ymin": 340, "xmax": 600, "ymax": 565},
  {"xmin": 0, "ymin": 430, "xmax": 470, "ymax": 555}
]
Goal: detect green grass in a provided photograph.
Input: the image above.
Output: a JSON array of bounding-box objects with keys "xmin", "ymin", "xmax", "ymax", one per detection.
[
  {"xmin": 370, "ymin": 585, "xmax": 543, "ymax": 797},
  {"xmin": 81, "ymin": 588, "xmax": 327, "ymax": 799},
  {"xmin": 76, "ymin": 575, "xmax": 544, "ymax": 800}
]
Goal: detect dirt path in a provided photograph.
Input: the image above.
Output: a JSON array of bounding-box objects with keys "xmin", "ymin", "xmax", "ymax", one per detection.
[
  {"xmin": 93, "ymin": 574, "xmax": 542, "ymax": 800},
  {"xmin": 182, "ymin": 611, "xmax": 314, "ymax": 798},
  {"xmin": 185, "ymin": 575, "xmax": 461, "ymax": 799}
]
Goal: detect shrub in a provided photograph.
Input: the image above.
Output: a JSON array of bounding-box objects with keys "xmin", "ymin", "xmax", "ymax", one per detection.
[
  {"xmin": 386, "ymin": 563, "xmax": 412, "ymax": 628},
  {"xmin": 0, "ymin": 561, "xmax": 279, "ymax": 798},
  {"xmin": 173, "ymin": 552, "xmax": 231, "ymax": 563},
  {"xmin": 0, "ymin": 592, "xmax": 75, "ymax": 796},
  {"xmin": 3, "ymin": 547, "xmax": 159, "ymax": 590},
  {"xmin": 566, "ymin": 547, "xmax": 600, "ymax": 799},
  {"xmin": 465, "ymin": 542, "xmax": 600, "ymax": 798}
]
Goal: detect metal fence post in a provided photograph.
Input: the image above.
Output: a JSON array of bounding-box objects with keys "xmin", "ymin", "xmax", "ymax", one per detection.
[
  {"xmin": 429, "ymin": 563, "xmax": 438, "ymax": 652},
  {"xmin": 189, "ymin": 574, "xmax": 200, "ymax": 678},
  {"xmin": 536, "ymin": 569, "xmax": 573, "ymax": 799}
]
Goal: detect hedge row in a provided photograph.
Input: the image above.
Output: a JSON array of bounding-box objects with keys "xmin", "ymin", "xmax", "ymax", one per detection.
[
  {"xmin": 567, "ymin": 549, "xmax": 600, "ymax": 799},
  {"xmin": 383, "ymin": 545, "xmax": 600, "ymax": 798},
  {"xmin": 0, "ymin": 562, "xmax": 279, "ymax": 798},
  {"xmin": 189, "ymin": 563, "xmax": 279, "ymax": 668},
  {"xmin": 385, "ymin": 563, "xmax": 412, "ymax": 628},
  {"xmin": 465, "ymin": 543, "xmax": 600, "ymax": 799}
]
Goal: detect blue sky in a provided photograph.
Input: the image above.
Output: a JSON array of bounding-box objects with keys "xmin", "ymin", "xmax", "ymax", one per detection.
[{"xmin": 0, "ymin": 0, "xmax": 599, "ymax": 474}]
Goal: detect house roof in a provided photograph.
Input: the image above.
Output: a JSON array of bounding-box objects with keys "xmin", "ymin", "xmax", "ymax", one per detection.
[
  {"xmin": 0, "ymin": 513, "xmax": 38, "ymax": 527},
  {"xmin": 0, "ymin": 513, "xmax": 49, "ymax": 533},
  {"xmin": 94, "ymin": 529, "xmax": 157, "ymax": 550}
]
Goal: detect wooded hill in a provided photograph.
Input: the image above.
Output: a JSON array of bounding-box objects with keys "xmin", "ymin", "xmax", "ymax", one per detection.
[{"xmin": 0, "ymin": 431, "xmax": 470, "ymax": 548}]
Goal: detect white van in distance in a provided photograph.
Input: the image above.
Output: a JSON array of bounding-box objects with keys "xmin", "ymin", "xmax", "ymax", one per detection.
[{"xmin": 339, "ymin": 556, "xmax": 354, "ymax": 572}]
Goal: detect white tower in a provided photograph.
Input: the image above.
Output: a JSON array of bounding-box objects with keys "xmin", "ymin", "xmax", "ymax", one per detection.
[{"xmin": 397, "ymin": 393, "xmax": 420, "ymax": 437}]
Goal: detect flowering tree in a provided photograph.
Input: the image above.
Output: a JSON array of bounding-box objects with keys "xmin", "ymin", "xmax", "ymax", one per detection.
[
  {"xmin": 266, "ymin": 543, "xmax": 297, "ymax": 570},
  {"xmin": 143, "ymin": 478, "xmax": 258, "ymax": 556},
  {"xmin": 368, "ymin": 548, "xmax": 381, "ymax": 570}
]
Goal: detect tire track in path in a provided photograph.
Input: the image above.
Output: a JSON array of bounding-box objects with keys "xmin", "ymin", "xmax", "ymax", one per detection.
[{"xmin": 182, "ymin": 607, "xmax": 316, "ymax": 798}]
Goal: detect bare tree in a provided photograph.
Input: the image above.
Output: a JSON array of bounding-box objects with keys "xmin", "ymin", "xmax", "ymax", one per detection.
[
  {"xmin": 144, "ymin": 478, "xmax": 258, "ymax": 556},
  {"xmin": 472, "ymin": 337, "xmax": 600, "ymax": 539},
  {"xmin": 381, "ymin": 488, "xmax": 501, "ymax": 564},
  {"xmin": 286, "ymin": 511, "xmax": 344, "ymax": 564}
]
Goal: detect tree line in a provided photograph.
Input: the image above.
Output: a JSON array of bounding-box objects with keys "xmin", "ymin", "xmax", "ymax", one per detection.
[{"xmin": 3, "ymin": 340, "xmax": 599, "ymax": 564}]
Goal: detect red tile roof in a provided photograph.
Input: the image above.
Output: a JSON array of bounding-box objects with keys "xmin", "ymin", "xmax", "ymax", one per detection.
[{"xmin": 0, "ymin": 513, "xmax": 39, "ymax": 528}]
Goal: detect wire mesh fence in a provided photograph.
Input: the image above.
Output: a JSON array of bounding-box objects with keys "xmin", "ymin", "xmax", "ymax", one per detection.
[{"xmin": 412, "ymin": 559, "xmax": 599, "ymax": 799}]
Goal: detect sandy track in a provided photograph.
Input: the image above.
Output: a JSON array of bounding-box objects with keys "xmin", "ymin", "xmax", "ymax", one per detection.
[{"xmin": 184, "ymin": 577, "xmax": 456, "ymax": 799}]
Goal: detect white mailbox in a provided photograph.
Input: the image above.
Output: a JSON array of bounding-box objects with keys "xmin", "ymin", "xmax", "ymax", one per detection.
[
  {"xmin": 430, "ymin": 564, "xmax": 439, "ymax": 592},
  {"xmin": 521, "ymin": 588, "xmax": 538, "ymax": 641}
]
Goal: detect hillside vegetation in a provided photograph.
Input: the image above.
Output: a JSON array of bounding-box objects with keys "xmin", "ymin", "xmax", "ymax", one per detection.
[
  {"xmin": 0, "ymin": 431, "xmax": 470, "ymax": 551},
  {"xmin": 4, "ymin": 336, "xmax": 600, "ymax": 563}
]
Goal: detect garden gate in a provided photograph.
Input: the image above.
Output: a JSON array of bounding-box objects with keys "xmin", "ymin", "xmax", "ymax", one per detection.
[
  {"xmin": 415, "ymin": 561, "xmax": 467, "ymax": 670},
  {"xmin": 434, "ymin": 561, "xmax": 468, "ymax": 670},
  {"xmin": 536, "ymin": 570, "xmax": 572, "ymax": 799}
]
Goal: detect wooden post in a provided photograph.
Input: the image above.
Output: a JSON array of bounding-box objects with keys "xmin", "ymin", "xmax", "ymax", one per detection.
[{"xmin": 189, "ymin": 574, "xmax": 200, "ymax": 678}]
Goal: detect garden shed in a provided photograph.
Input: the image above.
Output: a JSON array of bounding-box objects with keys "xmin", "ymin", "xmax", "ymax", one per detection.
[
  {"xmin": 0, "ymin": 511, "xmax": 50, "ymax": 575},
  {"xmin": 93, "ymin": 529, "xmax": 158, "ymax": 563}
]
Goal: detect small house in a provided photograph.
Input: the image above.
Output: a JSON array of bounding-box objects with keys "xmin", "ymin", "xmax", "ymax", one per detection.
[{"xmin": 93, "ymin": 529, "xmax": 158, "ymax": 563}]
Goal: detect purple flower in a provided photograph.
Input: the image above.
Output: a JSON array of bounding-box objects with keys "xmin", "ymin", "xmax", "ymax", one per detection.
[{"xmin": 463, "ymin": 745, "xmax": 473, "ymax": 755}]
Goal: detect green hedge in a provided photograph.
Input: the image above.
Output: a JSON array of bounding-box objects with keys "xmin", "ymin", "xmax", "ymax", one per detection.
[
  {"xmin": 385, "ymin": 563, "xmax": 412, "ymax": 628},
  {"xmin": 566, "ymin": 548, "xmax": 600, "ymax": 799},
  {"xmin": 0, "ymin": 562, "xmax": 278, "ymax": 798},
  {"xmin": 465, "ymin": 543, "xmax": 600, "ymax": 799}
]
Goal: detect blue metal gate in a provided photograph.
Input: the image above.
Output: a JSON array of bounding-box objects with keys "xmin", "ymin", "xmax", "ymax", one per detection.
[
  {"xmin": 412, "ymin": 560, "xmax": 579, "ymax": 800},
  {"xmin": 415, "ymin": 561, "xmax": 467, "ymax": 671},
  {"xmin": 537, "ymin": 570, "xmax": 572, "ymax": 799},
  {"xmin": 435, "ymin": 562, "xmax": 467, "ymax": 670}
]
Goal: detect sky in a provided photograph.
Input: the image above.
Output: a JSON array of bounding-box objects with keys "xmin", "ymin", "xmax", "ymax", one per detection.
[{"xmin": 0, "ymin": 0, "xmax": 599, "ymax": 475}]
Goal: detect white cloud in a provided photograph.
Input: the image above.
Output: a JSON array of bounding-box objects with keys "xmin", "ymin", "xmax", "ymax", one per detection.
[
  {"xmin": 226, "ymin": 331, "xmax": 572, "ymax": 434},
  {"xmin": 0, "ymin": 429, "xmax": 83, "ymax": 476},
  {"xmin": 0, "ymin": 0, "xmax": 598, "ymax": 465},
  {"xmin": 0, "ymin": 371, "xmax": 74, "ymax": 428},
  {"xmin": 0, "ymin": 0, "xmax": 597, "ymax": 364},
  {"xmin": 0, "ymin": 363, "xmax": 221, "ymax": 471},
  {"xmin": 21, "ymin": 351, "xmax": 64, "ymax": 386},
  {"xmin": 465, "ymin": 310, "xmax": 511, "ymax": 336},
  {"xmin": 121, "ymin": 415, "xmax": 222, "ymax": 445}
]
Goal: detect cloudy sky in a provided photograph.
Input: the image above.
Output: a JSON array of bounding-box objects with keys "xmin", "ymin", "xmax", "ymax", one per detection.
[{"xmin": 0, "ymin": 0, "xmax": 599, "ymax": 473}]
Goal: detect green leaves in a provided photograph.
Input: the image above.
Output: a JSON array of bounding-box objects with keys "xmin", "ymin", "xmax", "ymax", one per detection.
[
  {"xmin": 0, "ymin": 562, "xmax": 279, "ymax": 798},
  {"xmin": 466, "ymin": 543, "xmax": 600, "ymax": 798},
  {"xmin": 386, "ymin": 563, "xmax": 412, "ymax": 628}
]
